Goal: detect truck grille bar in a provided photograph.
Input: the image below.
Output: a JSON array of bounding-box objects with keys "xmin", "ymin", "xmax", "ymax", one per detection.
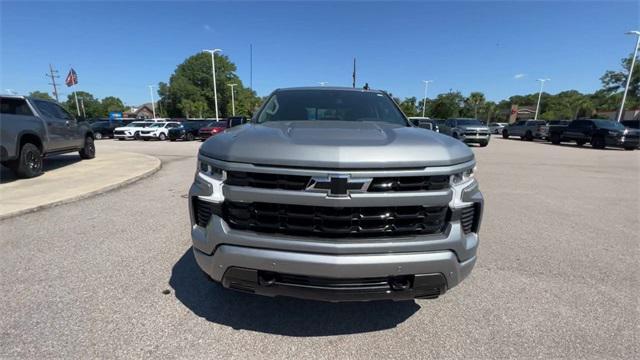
[
  {"xmin": 225, "ymin": 171, "xmax": 450, "ymax": 192},
  {"xmin": 223, "ymin": 201, "xmax": 449, "ymax": 237}
]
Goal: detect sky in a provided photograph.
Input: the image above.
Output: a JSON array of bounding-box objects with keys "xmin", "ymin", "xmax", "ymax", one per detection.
[{"xmin": 1, "ymin": 1, "xmax": 639, "ymax": 106}]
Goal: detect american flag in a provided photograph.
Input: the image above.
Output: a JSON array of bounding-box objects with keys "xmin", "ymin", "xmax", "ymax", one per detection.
[{"xmin": 65, "ymin": 68, "xmax": 78, "ymax": 87}]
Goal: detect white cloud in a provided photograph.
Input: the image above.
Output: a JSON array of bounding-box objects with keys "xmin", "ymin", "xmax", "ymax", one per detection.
[
  {"xmin": 203, "ymin": 24, "xmax": 212, "ymax": 32},
  {"xmin": 513, "ymin": 73, "xmax": 526, "ymax": 80}
]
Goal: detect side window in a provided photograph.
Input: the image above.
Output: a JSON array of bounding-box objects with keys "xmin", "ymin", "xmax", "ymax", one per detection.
[
  {"xmin": 33, "ymin": 100, "xmax": 73, "ymax": 120},
  {"xmin": 0, "ymin": 98, "xmax": 34, "ymax": 116}
]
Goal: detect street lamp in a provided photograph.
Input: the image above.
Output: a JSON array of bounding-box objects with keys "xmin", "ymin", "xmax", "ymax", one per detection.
[
  {"xmin": 148, "ymin": 85, "xmax": 156, "ymax": 119},
  {"xmin": 534, "ymin": 78, "xmax": 550, "ymax": 120},
  {"xmin": 422, "ymin": 80, "xmax": 433, "ymax": 117},
  {"xmin": 318, "ymin": 82, "xmax": 328, "ymax": 86},
  {"xmin": 203, "ymin": 48, "xmax": 222, "ymax": 120},
  {"xmin": 617, "ymin": 30, "xmax": 640, "ymax": 122},
  {"xmin": 228, "ymin": 83, "xmax": 237, "ymax": 116}
]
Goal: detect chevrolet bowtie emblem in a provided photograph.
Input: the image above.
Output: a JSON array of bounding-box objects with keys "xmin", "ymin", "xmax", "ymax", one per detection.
[{"xmin": 306, "ymin": 175, "xmax": 372, "ymax": 197}]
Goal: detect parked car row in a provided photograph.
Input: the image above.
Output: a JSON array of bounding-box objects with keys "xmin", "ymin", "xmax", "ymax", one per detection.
[
  {"xmin": 105, "ymin": 116, "xmax": 248, "ymax": 142},
  {"xmin": 496, "ymin": 118, "xmax": 638, "ymax": 150}
]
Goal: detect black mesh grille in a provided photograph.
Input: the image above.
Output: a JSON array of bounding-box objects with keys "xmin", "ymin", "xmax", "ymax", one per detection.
[
  {"xmin": 224, "ymin": 201, "xmax": 449, "ymax": 237},
  {"xmin": 368, "ymin": 175, "xmax": 449, "ymax": 192},
  {"xmin": 193, "ymin": 198, "xmax": 221, "ymax": 227},
  {"xmin": 460, "ymin": 205, "xmax": 478, "ymax": 234},
  {"xmin": 226, "ymin": 171, "xmax": 310, "ymax": 191},
  {"xmin": 225, "ymin": 171, "xmax": 450, "ymax": 192}
]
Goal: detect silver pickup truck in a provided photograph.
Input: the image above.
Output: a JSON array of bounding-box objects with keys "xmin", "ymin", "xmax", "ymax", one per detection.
[
  {"xmin": 189, "ymin": 87, "xmax": 484, "ymax": 302},
  {"xmin": 0, "ymin": 95, "xmax": 95, "ymax": 178}
]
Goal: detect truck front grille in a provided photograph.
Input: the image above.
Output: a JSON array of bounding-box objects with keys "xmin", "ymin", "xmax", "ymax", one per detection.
[
  {"xmin": 225, "ymin": 171, "xmax": 450, "ymax": 192},
  {"xmin": 224, "ymin": 201, "xmax": 449, "ymax": 237},
  {"xmin": 114, "ymin": 130, "xmax": 125, "ymax": 135}
]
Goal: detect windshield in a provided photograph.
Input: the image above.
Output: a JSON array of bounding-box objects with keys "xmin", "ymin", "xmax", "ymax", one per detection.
[
  {"xmin": 456, "ymin": 119, "xmax": 483, "ymax": 126},
  {"xmin": 127, "ymin": 122, "xmax": 146, "ymax": 127},
  {"xmin": 257, "ymin": 90, "xmax": 407, "ymax": 125},
  {"xmin": 593, "ymin": 120, "xmax": 625, "ymax": 130},
  {"xmin": 149, "ymin": 123, "xmax": 165, "ymax": 128}
]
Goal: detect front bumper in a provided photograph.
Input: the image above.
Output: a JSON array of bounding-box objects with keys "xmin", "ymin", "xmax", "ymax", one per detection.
[
  {"xmin": 114, "ymin": 133, "xmax": 134, "ymax": 139},
  {"xmin": 188, "ymin": 159, "xmax": 483, "ymax": 302},
  {"xmin": 461, "ymin": 134, "xmax": 490, "ymax": 143},
  {"xmin": 139, "ymin": 133, "xmax": 160, "ymax": 138}
]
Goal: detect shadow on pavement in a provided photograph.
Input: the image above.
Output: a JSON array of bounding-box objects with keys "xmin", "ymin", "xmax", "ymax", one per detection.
[
  {"xmin": 0, "ymin": 154, "xmax": 82, "ymax": 184},
  {"xmin": 169, "ymin": 248, "xmax": 420, "ymax": 336}
]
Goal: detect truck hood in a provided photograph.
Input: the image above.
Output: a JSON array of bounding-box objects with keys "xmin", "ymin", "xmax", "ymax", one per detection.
[{"xmin": 199, "ymin": 121, "xmax": 474, "ymax": 169}]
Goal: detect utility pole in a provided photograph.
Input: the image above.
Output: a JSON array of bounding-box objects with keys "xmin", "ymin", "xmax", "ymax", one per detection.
[
  {"xmin": 46, "ymin": 64, "xmax": 60, "ymax": 102},
  {"xmin": 352, "ymin": 57, "xmax": 356, "ymax": 88},
  {"xmin": 228, "ymin": 83, "xmax": 237, "ymax": 116}
]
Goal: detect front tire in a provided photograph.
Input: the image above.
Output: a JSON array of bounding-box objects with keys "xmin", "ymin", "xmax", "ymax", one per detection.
[
  {"xmin": 14, "ymin": 143, "xmax": 43, "ymax": 178},
  {"xmin": 525, "ymin": 131, "xmax": 533, "ymax": 141},
  {"xmin": 159, "ymin": 133, "xmax": 166, "ymax": 141},
  {"xmin": 502, "ymin": 130, "xmax": 509, "ymax": 139},
  {"xmin": 479, "ymin": 141, "xmax": 488, "ymax": 147},
  {"xmin": 186, "ymin": 133, "xmax": 194, "ymax": 141},
  {"xmin": 134, "ymin": 131, "xmax": 141, "ymax": 140},
  {"xmin": 550, "ymin": 133, "xmax": 561, "ymax": 144},
  {"xmin": 79, "ymin": 136, "xmax": 96, "ymax": 159},
  {"xmin": 94, "ymin": 132, "xmax": 103, "ymax": 140},
  {"xmin": 591, "ymin": 136, "xmax": 605, "ymax": 149},
  {"xmin": 624, "ymin": 146, "xmax": 636, "ymax": 151}
]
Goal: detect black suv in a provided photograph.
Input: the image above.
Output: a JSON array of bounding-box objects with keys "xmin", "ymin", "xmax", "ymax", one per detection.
[
  {"xmin": 90, "ymin": 120, "xmax": 124, "ymax": 140},
  {"xmin": 168, "ymin": 120, "xmax": 207, "ymax": 141},
  {"xmin": 549, "ymin": 119, "xmax": 638, "ymax": 150}
]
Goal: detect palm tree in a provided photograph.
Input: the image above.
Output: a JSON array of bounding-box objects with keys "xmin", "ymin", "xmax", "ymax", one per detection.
[{"xmin": 467, "ymin": 92, "xmax": 486, "ymax": 119}]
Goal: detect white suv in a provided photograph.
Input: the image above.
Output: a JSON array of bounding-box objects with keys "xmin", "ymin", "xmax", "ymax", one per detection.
[
  {"xmin": 113, "ymin": 121, "xmax": 154, "ymax": 140},
  {"xmin": 139, "ymin": 122, "xmax": 181, "ymax": 141}
]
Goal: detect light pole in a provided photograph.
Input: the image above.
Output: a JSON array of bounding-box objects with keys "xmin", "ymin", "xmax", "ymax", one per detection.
[
  {"xmin": 422, "ymin": 80, "xmax": 433, "ymax": 117},
  {"xmin": 318, "ymin": 82, "xmax": 328, "ymax": 86},
  {"xmin": 617, "ymin": 31, "xmax": 640, "ymax": 122},
  {"xmin": 148, "ymin": 85, "xmax": 156, "ymax": 119},
  {"xmin": 78, "ymin": 96, "xmax": 86, "ymax": 118},
  {"xmin": 228, "ymin": 83, "xmax": 237, "ymax": 116},
  {"xmin": 534, "ymin": 78, "xmax": 550, "ymax": 120},
  {"xmin": 203, "ymin": 48, "xmax": 222, "ymax": 120}
]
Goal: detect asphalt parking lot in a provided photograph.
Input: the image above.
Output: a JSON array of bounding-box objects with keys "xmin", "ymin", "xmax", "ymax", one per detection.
[{"xmin": 1, "ymin": 137, "xmax": 638, "ymax": 359}]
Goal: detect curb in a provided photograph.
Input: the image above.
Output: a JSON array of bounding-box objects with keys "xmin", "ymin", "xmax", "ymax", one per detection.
[{"xmin": 0, "ymin": 156, "xmax": 162, "ymax": 221}]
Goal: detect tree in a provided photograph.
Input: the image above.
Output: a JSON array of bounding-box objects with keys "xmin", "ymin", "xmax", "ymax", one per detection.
[
  {"xmin": 399, "ymin": 97, "xmax": 418, "ymax": 117},
  {"xmin": 480, "ymin": 101, "xmax": 497, "ymax": 122},
  {"xmin": 28, "ymin": 91, "xmax": 53, "ymax": 100},
  {"xmin": 600, "ymin": 53, "xmax": 640, "ymax": 109},
  {"xmin": 465, "ymin": 92, "xmax": 486, "ymax": 119},
  {"xmin": 158, "ymin": 52, "xmax": 260, "ymax": 118},
  {"xmin": 430, "ymin": 91, "xmax": 465, "ymax": 119},
  {"xmin": 63, "ymin": 91, "xmax": 102, "ymax": 118},
  {"xmin": 101, "ymin": 96, "xmax": 126, "ymax": 114}
]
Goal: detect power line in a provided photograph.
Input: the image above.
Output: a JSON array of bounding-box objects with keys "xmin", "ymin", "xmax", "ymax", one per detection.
[{"xmin": 46, "ymin": 64, "xmax": 60, "ymax": 102}]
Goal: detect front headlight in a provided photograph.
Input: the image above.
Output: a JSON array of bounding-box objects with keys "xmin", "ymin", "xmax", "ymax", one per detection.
[
  {"xmin": 197, "ymin": 160, "xmax": 226, "ymax": 203},
  {"xmin": 450, "ymin": 166, "xmax": 475, "ymax": 187}
]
